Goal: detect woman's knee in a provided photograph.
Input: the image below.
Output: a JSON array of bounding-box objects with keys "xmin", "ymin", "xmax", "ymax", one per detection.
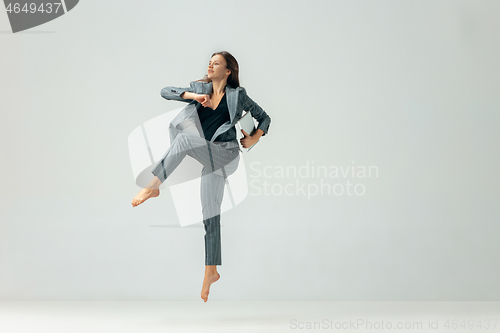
[
  {"xmin": 174, "ymin": 132, "xmax": 188, "ymax": 142},
  {"xmin": 172, "ymin": 132, "xmax": 192, "ymax": 150},
  {"xmin": 175, "ymin": 132, "xmax": 202, "ymax": 145}
]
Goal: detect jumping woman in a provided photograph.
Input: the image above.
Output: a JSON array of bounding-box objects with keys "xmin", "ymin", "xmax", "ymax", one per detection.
[{"xmin": 131, "ymin": 51, "xmax": 271, "ymax": 302}]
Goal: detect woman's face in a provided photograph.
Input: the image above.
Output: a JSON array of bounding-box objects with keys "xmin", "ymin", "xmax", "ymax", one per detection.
[{"xmin": 207, "ymin": 54, "xmax": 230, "ymax": 80}]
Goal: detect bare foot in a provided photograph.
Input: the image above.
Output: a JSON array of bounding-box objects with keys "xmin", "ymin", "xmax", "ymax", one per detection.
[
  {"xmin": 201, "ymin": 272, "xmax": 220, "ymax": 302},
  {"xmin": 131, "ymin": 188, "xmax": 160, "ymax": 207}
]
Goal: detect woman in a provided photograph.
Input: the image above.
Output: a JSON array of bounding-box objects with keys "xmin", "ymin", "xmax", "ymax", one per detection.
[{"xmin": 131, "ymin": 51, "xmax": 271, "ymax": 302}]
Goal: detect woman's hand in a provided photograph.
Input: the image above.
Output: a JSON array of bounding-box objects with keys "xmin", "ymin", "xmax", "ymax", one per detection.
[
  {"xmin": 194, "ymin": 94, "xmax": 212, "ymax": 108},
  {"xmin": 240, "ymin": 129, "xmax": 259, "ymax": 148}
]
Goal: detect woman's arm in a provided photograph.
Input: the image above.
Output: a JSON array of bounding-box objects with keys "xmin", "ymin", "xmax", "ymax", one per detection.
[
  {"xmin": 160, "ymin": 81, "xmax": 200, "ymax": 103},
  {"xmin": 240, "ymin": 87, "xmax": 271, "ymax": 137}
]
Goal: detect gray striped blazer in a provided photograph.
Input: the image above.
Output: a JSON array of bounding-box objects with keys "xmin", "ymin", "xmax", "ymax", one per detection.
[{"xmin": 160, "ymin": 81, "xmax": 271, "ymax": 149}]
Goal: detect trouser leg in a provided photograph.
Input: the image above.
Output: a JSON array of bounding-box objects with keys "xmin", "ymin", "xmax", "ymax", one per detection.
[{"xmin": 201, "ymin": 167, "xmax": 226, "ymax": 266}]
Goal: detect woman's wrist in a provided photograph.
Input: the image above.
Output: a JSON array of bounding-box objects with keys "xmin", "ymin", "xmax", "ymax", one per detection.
[
  {"xmin": 252, "ymin": 129, "xmax": 264, "ymax": 139},
  {"xmin": 181, "ymin": 91, "xmax": 196, "ymax": 100}
]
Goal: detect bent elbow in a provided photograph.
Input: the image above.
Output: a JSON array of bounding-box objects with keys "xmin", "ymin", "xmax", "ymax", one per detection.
[{"xmin": 160, "ymin": 87, "xmax": 169, "ymax": 100}]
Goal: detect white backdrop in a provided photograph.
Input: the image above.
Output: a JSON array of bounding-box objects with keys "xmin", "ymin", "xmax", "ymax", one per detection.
[{"xmin": 1, "ymin": 0, "xmax": 499, "ymax": 300}]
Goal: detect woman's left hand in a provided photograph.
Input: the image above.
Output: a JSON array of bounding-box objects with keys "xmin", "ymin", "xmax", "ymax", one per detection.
[{"xmin": 240, "ymin": 129, "xmax": 258, "ymax": 148}]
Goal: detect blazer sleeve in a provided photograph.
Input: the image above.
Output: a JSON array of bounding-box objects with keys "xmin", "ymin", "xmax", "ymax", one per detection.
[
  {"xmin": 160, "ymin": 81, "xmax": 201, "ymax": 103},
  {"xmin": 239, "ymin": 87, "xmax": 271, "ymax": 137}
]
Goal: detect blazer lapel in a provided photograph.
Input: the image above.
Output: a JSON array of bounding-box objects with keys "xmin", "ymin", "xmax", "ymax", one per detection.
[{"xmin": 205, "ymin": 81, "xmax": 238, "ymax": 125}]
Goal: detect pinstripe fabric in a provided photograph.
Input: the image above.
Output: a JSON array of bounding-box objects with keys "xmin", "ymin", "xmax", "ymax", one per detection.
[
  {"xmin": 150, "ymin": 132, "xmax": 240, "ymax": 265},
  {"xmin": 152, "ymin": 80, "xmax": 270, "ymax": 266}
]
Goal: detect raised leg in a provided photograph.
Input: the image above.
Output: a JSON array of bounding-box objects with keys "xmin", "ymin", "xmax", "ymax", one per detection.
[{"xmin": 150, "ymin": 132, "xmax": 239, "ymax": 184}]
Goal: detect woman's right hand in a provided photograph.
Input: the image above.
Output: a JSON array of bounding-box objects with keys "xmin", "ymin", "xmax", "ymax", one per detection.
[{"xmin": 194, "ymin": 94, "xmax": 212, "ymax": 108}]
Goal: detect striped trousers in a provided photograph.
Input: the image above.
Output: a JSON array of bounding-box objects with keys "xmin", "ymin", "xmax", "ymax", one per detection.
[{"xmin": 150, "ymin": 132, "xmax": 240, "ymax": 265}]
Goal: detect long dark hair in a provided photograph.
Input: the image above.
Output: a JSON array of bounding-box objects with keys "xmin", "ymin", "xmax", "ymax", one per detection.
[{"xmin": 196, "ymin": 51, "xmax": 240, "ymax": 88}]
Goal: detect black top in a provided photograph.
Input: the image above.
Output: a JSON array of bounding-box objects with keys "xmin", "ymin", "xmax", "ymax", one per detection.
[{"xmin": 197, "ymin": 92, "xmax": 232, "ymax": 142}]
